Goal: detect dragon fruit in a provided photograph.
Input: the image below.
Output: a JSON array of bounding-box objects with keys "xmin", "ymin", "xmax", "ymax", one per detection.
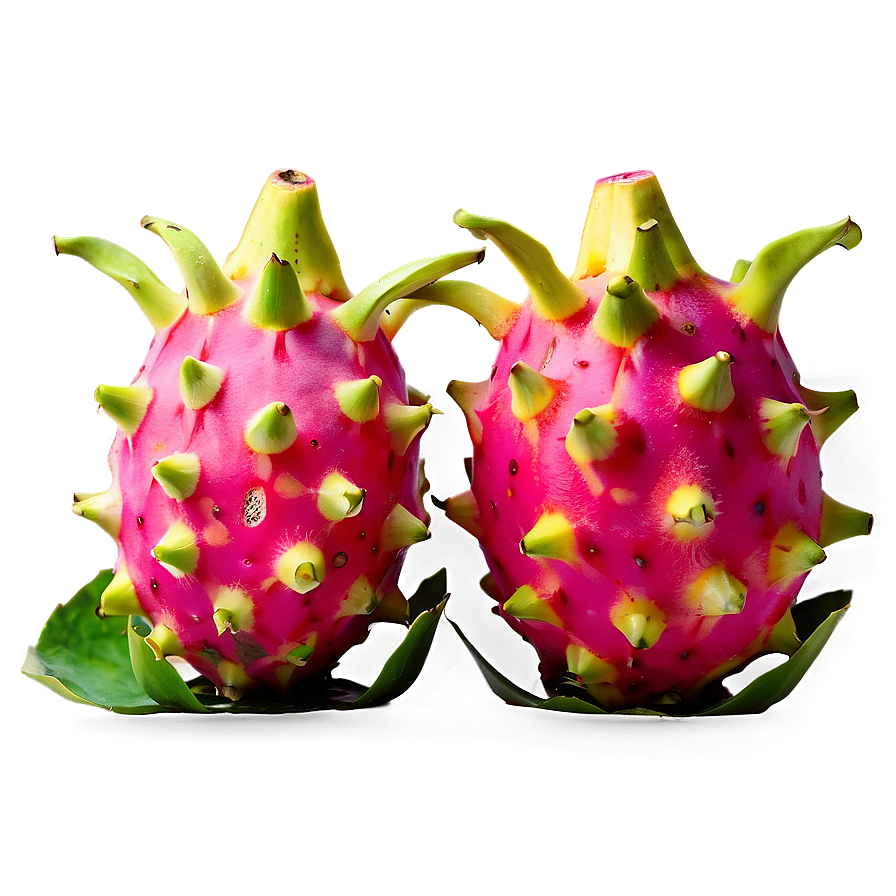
[
  {"xmin": 59, "ymin": 168, "xmax": 481, "ymax": 699},
  {"xmin": 428, "ymin": 170, "xmax": 870, "ymax": 711}
]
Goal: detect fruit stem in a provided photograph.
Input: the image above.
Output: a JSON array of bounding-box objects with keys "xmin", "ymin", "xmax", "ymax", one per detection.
[
  {"xmin": 224, "ymin": 170, "xmax": 350, "ymax": 300},
  {"xmin": 573, "ymin": 170, "xmax": 699, "ymax": 281}
]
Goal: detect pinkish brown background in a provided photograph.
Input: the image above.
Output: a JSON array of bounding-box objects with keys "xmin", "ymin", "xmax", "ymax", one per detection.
[{"xmin": 5, "ymin": 2, "xmax": 888, "ymax": 894}]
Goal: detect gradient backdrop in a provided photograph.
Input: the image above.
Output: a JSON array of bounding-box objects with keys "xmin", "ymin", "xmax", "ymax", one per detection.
[{"xmin": 5, "ymin": 2, "xmax": 889, "ymax": 893}]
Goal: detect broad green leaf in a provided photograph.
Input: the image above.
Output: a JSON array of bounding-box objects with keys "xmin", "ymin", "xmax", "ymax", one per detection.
[{"xmin": 21, "ymin": 570, "xmax": 162, "ymax": 713}]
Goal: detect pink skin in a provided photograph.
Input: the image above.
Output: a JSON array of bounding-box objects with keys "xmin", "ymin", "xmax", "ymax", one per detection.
[
  {"xmin": 108, "ymin": 289, "xmax": 425, "ymax": 693},
  {"xmin": 466, "ymin": 273, "xmax": 822, "ymax": 707}
]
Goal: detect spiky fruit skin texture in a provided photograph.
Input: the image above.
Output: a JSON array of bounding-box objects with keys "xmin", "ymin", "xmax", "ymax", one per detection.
[
  {"xmin": 63, "ymin": 170, "xmax": 475, "ymax": 697},
  {"xmin": 446, "ymin": 171, "xmax": 867, "ymax": 711},
  {"xmin": 112, "ymin": 299, "xmax": 417, "ymax": 693}
]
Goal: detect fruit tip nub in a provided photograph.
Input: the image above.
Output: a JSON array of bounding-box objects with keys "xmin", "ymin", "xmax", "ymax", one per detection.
[{"xmin": 273, "ymin": 168, "xmax": 315, "ymax": 188}]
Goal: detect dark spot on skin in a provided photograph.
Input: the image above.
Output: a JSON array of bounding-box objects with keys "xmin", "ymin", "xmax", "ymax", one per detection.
[
  {"xmin": 798, "ymin": 480, "xmax": 807, "ymax": 505},
  {"xmin": 681, "ymin": 651, "xmax": 690, "ymax": 660},
  {"xmin": 634, "ymin": 556, "xmax": 646, "ymax": 569},
  {"xmin": 723, "ymin": 439, "xmax": 735, "ymax": 459},
  {"xmin": 574, "ymin": 359, "xmax": 589, "ymax": 368},
  {"xmin": 490, "ymin": 500, "xmax": 497, "ymax": 512},
  {"xmin": 731, "ymin": 323, "xmax": 745, "ymax": 341},
  {"xmin": 166, "ymin": 224, "xmax": 182, "ymax": 232},
  {"xmin": 756, "ymin": 501, "xmax": 765, "ymax": 515},
  {"xmin": 629, "ymin": 683, "xmax": 639, "ymax": 693},
  {"xmin": 333, "ymin": 551, "xmax": 348, "ymax": 568},
  {"xmin": 137, "ymin": 516, "xmax": 144, "ymax": 527},
  {"xmin": 681, "ymin": 322, "xmax": 697, "ymax": 336},
  {"xmin": 490, "ymin": 364, "xmax": 498, "ymax": 381},
  {"xmin": 509, "ymin": 458, "xmax": 519, "ymax": 476},
  {"xmin": 388, "ymin": 452, "xmax": 395, "ymax": 469},
  {"xmin": 242, "ymin": 559, "xmax": 252, "ymax": 567},
  {"xmin": 151, "ymin": 578, "xmax": 158, "ymax": 590},
  {"xmin": 358, "ymin": 531, "xmax": 366, "ymax": 539},
  {"xmin": 558, "ymin": 590, "xmax": 568, "ymax": 605},
  {"xmin": 370, "ymin": 546, "xmax": 378, "ymax": 555},
  {"xmin": 212, "ymin": 505, "xmax": 221, "ymax": 516},
  {"xmin": 278, "ymin": 170, "xmax": 308, "ymax": 185},
  {"xmin": 310, "ymin": 439, "xmax": 320, "ymax": 449}
]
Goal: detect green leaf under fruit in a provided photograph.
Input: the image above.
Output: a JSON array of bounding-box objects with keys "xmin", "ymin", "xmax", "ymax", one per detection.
[
  {"xmin": 407, "ymin": 568, "xmax": 448, "ymax": 622},
  {"xmin": 21, "ymin": 571, "xmax": 163, "ymax": 713},
  {"xmin": 127, "ymin": 619, "xmax": 211, "ymax": 713},
  {"xmin": 22, "ymin": 568, "xmax": 449, "ymax": 714},
  {"xmin": 451, "ymin": 590, "xmax": 852, "ymax": 718},
  {"xmin": 697, "ymin": 590, "xmax": 851, "ymax": 716},
  {"xmin": 352, "ymin": 597, "xmax": 447, "ymax": 709}
]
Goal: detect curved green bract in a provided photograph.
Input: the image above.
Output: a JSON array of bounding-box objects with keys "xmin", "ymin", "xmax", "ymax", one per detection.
[
  {"xmin": 450, "ymin": 589, "xmax": 852, "ymax": 717},
  {"xmin": 54, "ymin": 236, "xmax": 186, "ymax": 329},
  {"xmin": 454, "ymin": 209, "xmax": 586, "ymax": 320},
  {"xmin": 333, "ymin": 249, "xmax": 485, "ymax": 342},
  {"xmin": 728, "ymin": 218, "xmax": 861, "ymax": 331},
  {"xmin": 381, "ymin": 280, "xmax": 518, "ymax": 341},
  {"xmin": 141, "ymin": 216, "xmax": 241, "ymax": 315},
  {"xmin": 22, "ymin": 568, "xmax": 449, "ymax": 714}
]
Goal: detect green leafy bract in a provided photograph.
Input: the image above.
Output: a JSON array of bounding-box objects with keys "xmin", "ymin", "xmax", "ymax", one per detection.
[
  {"xmin": 22, "ymin": 568, "xmax": 448, "ymax": 714},
  {"xmin": 451, "ymin": 590, "xmax": 851, "ymax": 718}
]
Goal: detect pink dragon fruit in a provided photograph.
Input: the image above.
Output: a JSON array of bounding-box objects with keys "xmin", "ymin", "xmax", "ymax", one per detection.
[
  {"xmin": 431, "ymin": 170, "xmax": 870, "ymax": 711},
  {"xmin": 59, "ymin": 169, "xmax": 480, "ymax": 699}
]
